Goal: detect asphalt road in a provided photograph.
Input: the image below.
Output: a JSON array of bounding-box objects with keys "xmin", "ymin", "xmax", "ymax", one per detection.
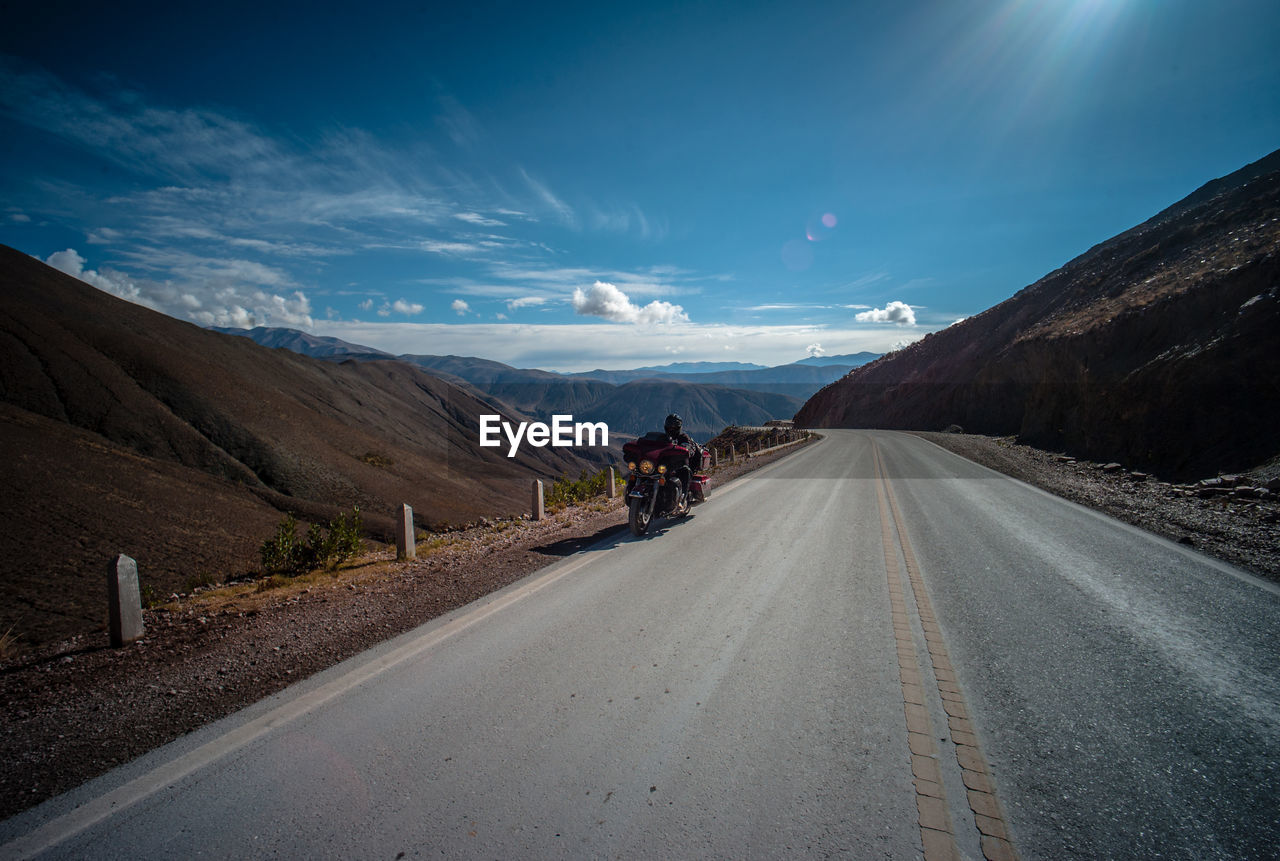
[{"xmin": 2, "ymin": 430, "xmax": 1277, "ymax": 859}]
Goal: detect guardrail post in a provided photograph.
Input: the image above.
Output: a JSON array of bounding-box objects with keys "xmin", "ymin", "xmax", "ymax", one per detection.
[
  {"xmin": 396, "ymin": 503, "xmax": 416, "ymax": 559},
  {"xmin": 532, "ymin": 479, "xmax": 545, "ymax": 521},
  {"xmin": 107, "ymin": 554, "xmax": 145, "ymax": 647},
  {"xmin": 606, "ymin": 467, "xmax": 617, "ymax": 498}
]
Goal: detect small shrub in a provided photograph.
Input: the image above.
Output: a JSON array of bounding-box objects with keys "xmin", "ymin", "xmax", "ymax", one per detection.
[
  {"xmin": 546, "ymin": 470, "xmax": 619, "ymax": 508},
  {"xmin": 259, "ymin": 507, "xmax": 364, "ymax": 577},
  {"xmin": 260, "ymin": 514, "xmax": 307, "ymax": 576},
  {"xmin": 185, "ymin": 571, "xmax": 220, "ymax": 592},
  {"xmin": 328, "ymin": 507, "xmax": 364, "ymax": 562},
  {"xmin": 140, "ymin": 582, "xmax": 161, "ymax": 609}
]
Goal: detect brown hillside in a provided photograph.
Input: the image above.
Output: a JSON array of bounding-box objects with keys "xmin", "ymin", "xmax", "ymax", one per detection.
[
  {"xmin": 0, "ymin": 246, "xmax": 593, "ymax": 649},
  {"xmin": 795, "ymin": 150, "xmax": 1280, "ymax": 480}
]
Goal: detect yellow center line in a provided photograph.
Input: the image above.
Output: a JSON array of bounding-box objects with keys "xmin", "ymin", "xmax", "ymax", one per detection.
[{"xmin": 872, "ymin": 437, "xmax": 1019, "ymax": 861}]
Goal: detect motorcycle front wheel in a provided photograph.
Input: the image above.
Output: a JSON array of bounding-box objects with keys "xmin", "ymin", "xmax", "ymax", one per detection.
[{"xmin": 628, "ymin": 496, "xmax": 651, "ymax": 536}]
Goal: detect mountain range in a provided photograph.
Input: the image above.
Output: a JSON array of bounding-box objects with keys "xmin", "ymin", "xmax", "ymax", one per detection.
[
  {"xmin": 213, "ymin": 328, "xmax": 878, "ymax": 438},
  {"xmin": 796, "ymin": 148, "xmax": 1280, "ymax": 480}
]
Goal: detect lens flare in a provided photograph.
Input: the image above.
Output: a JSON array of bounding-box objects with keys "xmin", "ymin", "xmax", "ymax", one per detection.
[
  {"xmin": 781, "ymin": 238, "xmax": 814, "ymax": 271},
  {"xmin": 805, "ymin": 212, "xmax": 838, "ymax": 241}
]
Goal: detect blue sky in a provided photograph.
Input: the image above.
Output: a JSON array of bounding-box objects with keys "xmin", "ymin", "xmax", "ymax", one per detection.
[{"xmin": 2, "ymin": 0, "xmax": 1277, "ymax": 371}]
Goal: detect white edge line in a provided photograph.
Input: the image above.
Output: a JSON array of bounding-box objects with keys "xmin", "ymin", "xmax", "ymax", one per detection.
[
  {"xmin": 902, "ymin": 430, "xmax": 1280, "ymax": 598},
  {"xmin": 0, "ymin": 546, "xmax": 608, "ymax": 859}
]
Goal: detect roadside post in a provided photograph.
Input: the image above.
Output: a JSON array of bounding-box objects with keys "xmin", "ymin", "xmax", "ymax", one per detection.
[
  {"xmin": 396, "ymin": 503, "xmax": 416, "ymax": 559},
  {"xmin": 107, "ymin": 554, "xmax": 145, "ymax": 647}
]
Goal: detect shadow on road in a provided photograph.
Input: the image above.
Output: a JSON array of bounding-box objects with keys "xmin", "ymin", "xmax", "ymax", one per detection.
[{"xmin": 530, "ymin": 523, "xmax": 630, "ymax": 557}]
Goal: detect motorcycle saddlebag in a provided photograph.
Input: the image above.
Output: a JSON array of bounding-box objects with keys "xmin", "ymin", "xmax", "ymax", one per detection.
[{"xmin": 690, "ymin": 474, "xmax": 709, "ymax": 502}]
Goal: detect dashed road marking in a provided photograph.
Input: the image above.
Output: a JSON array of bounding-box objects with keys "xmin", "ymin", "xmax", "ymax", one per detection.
[{"xmin": 873, "ymin": 438, "xmax": 1019, "ymax": 861}]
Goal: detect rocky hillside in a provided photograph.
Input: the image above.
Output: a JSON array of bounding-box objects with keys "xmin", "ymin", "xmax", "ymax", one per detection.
[
  {"xmin": 0, "ymin": 247, "xmax": 596, "ymax": 647},
  {"xmin": 796, "ymin": 149, "xmax": 1280, "ymax": 481}
]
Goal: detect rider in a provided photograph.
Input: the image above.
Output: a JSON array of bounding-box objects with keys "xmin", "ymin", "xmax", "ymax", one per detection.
[{"xmin": 663, "ymin": 413, "xmax": 700, "ymax": 501}]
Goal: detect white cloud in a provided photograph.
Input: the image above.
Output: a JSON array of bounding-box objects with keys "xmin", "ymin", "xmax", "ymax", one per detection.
[
  {"xmin": 435, "ymin": 90, "xmax": 482, "ymax": 148},
  {"xmin": 264, "ymin": 291, "xmax": 314, "ymax": 326},
  {"xmin": 451, "ymin": 299, "xmax": 470, "ymax": 315},
  {"xmin": 806, "ymin": 343, "xmax": 824, "ymax": 357},
  {"xmin": 44, "ymin": 246, "xmax": 317, "ymax": 328},
  {"xmin": 519, "ymin": 168, "xmax": 576, "ymax": 228},
  {"xmin": 855, "ymin": 300, "xmax": 916, "ymax": 326},
  {"xmin": 506, "ymin": 296, "xmax": 547, "ymax": 311},
  {"xmin": 571, "ymin": 281, "xmax": 689, "ymax": 325},
  {"xmin": 391, "ymin": 299, "xmax": 425, "ymax": 316},
  {"xmin": 453, "ymin": 212, "xmax": 505, "ymax": 227},
  {"xmin": 488, "ymin": 263, "xmax": 686, "ymax": 298},
  {"xmin": 311, "ymin": 320, "xmax": 913, "ymax": 373},
  {"xmin": 420, "ymin": 239, "xmax": 486, "ymax": 256},
  {"xmin": 588, "ymin": 203, "xmax": 665, "ymax": 240},
  {"xmin": 86, "ymin": 227, "xmax": 123, "ymax": 244},
  {"xmin": 44, "ymin": 248, "xmax": 145, "ymax": 304}
]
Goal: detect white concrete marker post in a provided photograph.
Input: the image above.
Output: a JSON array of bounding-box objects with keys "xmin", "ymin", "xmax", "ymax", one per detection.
[
  {"xmin": 107, "ymin": 554, "xmax": 145, "ymax": 647},
  {"xmin": 606, "ymin": 467, "xmax": 617, "ymax": 499},
  {"xmin": 396, "ymin": 503, "xmax": 416, "ymax": 560},
  {"xmin": 532, "ymin": 479, "xmax": 545, "ymax": 521}
]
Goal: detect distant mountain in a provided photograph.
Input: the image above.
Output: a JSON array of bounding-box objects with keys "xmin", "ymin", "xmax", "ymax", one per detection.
[
  {"xmin": 216, "ymin": 326, "xmax": 878, "ymax": 403},
  {"xmin": 654, "ymin": 364, "xmax": 856, "ymax": 399},
  {"xmin": 585, "ymin": 380, "xmax": 803, "ymax": 439},
  {"xmin": 563, "ymin": 360, "xmax": 867, "ymax": 398},
  {"xmin": 341, "ymin": 354, "xmax": 803, "ymax": 439},
  {"xmin": 218, "ymin": 333, "xmax": 808, "ymax": 435},
  {"xmin": 793, "ymin": 352, "xmax": 881, "ymax": 368},
  {"xmin": 796, "ymin": 148, "xmax": 1280, "ymax": 480},
  {"xmin": 210, "ymin": 326, "xmax": 390, "ymax": 358},
  {"xmin": 0, "ymin": 246, "xmax": 597, "ymax": 647},
  {"xmin": 633, "ymin": 360, "xmax": 769, "ymax": 373}
]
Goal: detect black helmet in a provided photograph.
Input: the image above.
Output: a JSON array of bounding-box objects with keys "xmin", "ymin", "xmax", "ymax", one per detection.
[{"xmin": 664, "ymin": 413, "xmax": 683, "ymax": 436}]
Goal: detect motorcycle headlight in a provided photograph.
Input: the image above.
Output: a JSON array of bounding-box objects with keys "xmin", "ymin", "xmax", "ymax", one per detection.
[
  {"xmin": 627, "ymin": 461, "xmax": 637, "ymax": 471},
  {"xmin": 639, "ymin": 459, "xmax": 655, "ymax": 475},
  {"xmin": 657, "ymin": 465, "xmax": 667, "ymax": 474}
]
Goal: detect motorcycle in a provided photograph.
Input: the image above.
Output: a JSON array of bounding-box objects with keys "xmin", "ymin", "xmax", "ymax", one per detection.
[{"xmin": 622, "ymin": 432, "xmax": 711, "ymax": 536}]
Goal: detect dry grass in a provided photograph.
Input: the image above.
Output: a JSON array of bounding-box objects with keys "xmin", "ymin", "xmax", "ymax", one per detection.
[{"xmin": 0, "ymin": 623, "xmax": 17, "ymax": 661}]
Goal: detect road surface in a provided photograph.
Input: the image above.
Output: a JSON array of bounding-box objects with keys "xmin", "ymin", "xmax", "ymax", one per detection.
[{"xmin": 2, "ymin": 430, "xmax": 1277, "ymax": 859}]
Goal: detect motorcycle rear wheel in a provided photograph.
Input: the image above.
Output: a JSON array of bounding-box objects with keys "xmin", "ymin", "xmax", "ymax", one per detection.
[{"xmin": 628, "ymin": 497, "xmax": 651, "ymax": 536}]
